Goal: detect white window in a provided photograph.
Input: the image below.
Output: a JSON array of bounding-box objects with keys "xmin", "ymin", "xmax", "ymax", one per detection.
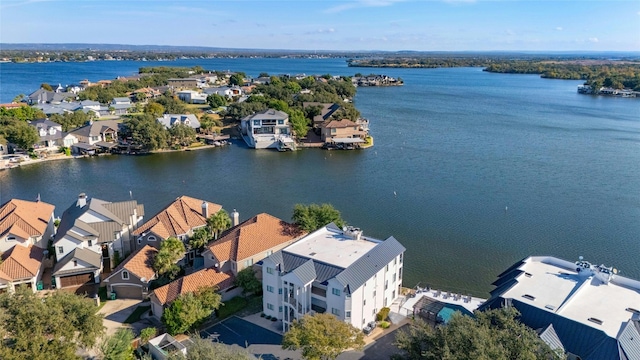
[
  {"xmin": 331, "ymin": 308, "xmax": 340, "ymax": 316},
  {"xmin": 332, "ymin": 288, "xmax": 340, "ymax": 296},
  {"xmin": 267, "ymin": 267, "xmax": 274, "ymax": 275},
  {"xmin": 346, "ymin": 311, "xmax": 351, "ymax": 318},
  {"xmin": 278, "ymin": 288, "xmax": 283, "ymax": 294},
  {"xmin": 267, "ymin": 285, "xmax": 274, "ymax": 293},
  {"xmin": 7, "ymin": 236, "xmax": 16, "ymax": 242},
  {"xmin": 122, "ymin": 270, "xmax": 129, "ymax": 280},
  {"xmin": 88, "ymin": 240, "xmax": 93, "ymax": 247},
  {"xmin": 58, "ymin": 246, "xmax": 63, "ymax": 254},
  {"xmin": 267, "ymin": 303, "xmax": 274, "ymax": 311},
  {"xmin": 148, "ymin": 235, "xmax": 156, "ymax": 242}
]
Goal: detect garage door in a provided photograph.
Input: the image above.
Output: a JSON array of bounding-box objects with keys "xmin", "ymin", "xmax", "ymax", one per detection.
[
  {"xmin": 113, "ymin": 285, "xmax": 142, "ymax": 299},
  {"xmin": 60, "ymin": 273, "xmax": 94, "ymax": 288}
]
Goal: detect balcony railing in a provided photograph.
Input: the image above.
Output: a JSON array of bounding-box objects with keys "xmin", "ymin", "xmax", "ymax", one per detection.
[
  {"xmin": 311, "ymin": 304, "xmax": 326, "ymax": 313},
  {"xmin": 311, "ymin": 286, "xmax": 327, "ymax": 297}
]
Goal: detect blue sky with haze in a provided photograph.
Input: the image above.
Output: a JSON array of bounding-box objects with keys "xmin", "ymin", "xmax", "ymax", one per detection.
[{"xmin": 1, "ymin": 0, "xmax": 638, "ymax": 51}]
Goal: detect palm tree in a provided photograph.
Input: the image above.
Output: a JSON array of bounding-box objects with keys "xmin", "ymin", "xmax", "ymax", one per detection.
[{"xmin": 207, "ymin": 209, "xmax": 232, "ymax": 240}]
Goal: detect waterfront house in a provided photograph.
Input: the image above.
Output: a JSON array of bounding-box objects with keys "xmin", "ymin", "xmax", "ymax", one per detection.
[
  {"xmin": 102, "ymin": 245, "xmax": 158, "ymax": 299},
  {"xmin": 167, "ymin": 78, "xmax": 199, "ymax": 89},
  {"xmin": 319, "ymin": 119, "xmax": 367, "ymax": 148},
  {"xmin": 29, "ymin": 119, "xmax": 78, "ymax": 151},
  {"xmin": 0, "ymin": 198, "xmax": 55, "ymax": 253},
  {"xmin": 261, "ymin": 224, "xmax": 406, "ymax": 332},
  {"xmin": 240, "ymin": 109, "xmax": 293, "ymax": 149},
  {"xmin": 132, "ymin": 87, "xmax": 162, "ymax": 101},
  {"xmin": 479, "ymin": 256, "xmax": 640, "ymax": 360},
  {"xmin": 0, "ymin": 245, "xmax": 45, "ymax": 294},
  {"xmin": 201, "ymin": 212, "xmax": 306, "ymax": 277},
  {"xmin": 27, "ymin": 88, "xmax": 76, "ymax": 105},
  {"xmin": 69, "ymin": 120, "xmax": 120, "ymax": 153},
  {"xmin": 203, "ymin": 85, "xmax": 243, "ymax": 99},
  {"xmin": 52, "ymin": 193, "xmax": 144, "ymax": 288},
  {"xmin": 133, "ymin": 195, "xmax": 222, "ymax": 251},
  {"xmin": 149, "ymin": 267, "xmax": 236, "ymax": 319},
  {"xmin": 157, "ymin": 114, "xmax": 201, "ymax": 131}
]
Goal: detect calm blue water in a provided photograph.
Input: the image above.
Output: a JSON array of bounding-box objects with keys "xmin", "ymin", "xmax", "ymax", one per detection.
[{"xmin": 1, "ymin": 59, "xmax": 639, "ymax": 296}]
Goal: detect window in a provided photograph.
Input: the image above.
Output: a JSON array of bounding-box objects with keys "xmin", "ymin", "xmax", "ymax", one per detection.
[
  {"xmin": 399, "ymin": 253, "xmax": 403, "ymax": 263},
  {"xmin": 253, "ymin": 120, "xmax": 261, "ymax": 126},
  {"xmin": 346, "ymin": 311, "xmax": 351, "ymax": 318},
  {"xmin": 394, "ymin": 257, "xmax": 397, "ymax": 265},
  {"xmin": 372, "ymin": 308, "xmax": 376, "ymax": 315},
  {"xmin": 392, "ymin": 290, "xmax": 396, "ymax": 299},
  {"xmin": 267, "ymin": 303, "xmax": 274, "ymax": 311},
  {"xmin": 399, "ymin": 267, "xmax": 402, "ymax": 280},
  {"xmin": 278, "ymin": 288, "xmax": 283, "ymax": 294},
  {"xmin": 58, "ymin": 246, "xmax": 63, "ymax": 254},
  {"xmin": 267, "ymin": 285, "xmax": 274, "ymax": 293},
  {"xmin": 384, "ymin": 298, "xmax": 388, "ymax": 307},
  {"xmin": 279, "ymin": 306, "xmax": 283, "ymax": 312},
  {"xmin": 7, "ymin": 236, "xmax": 16, "ymax": 241},
  {"xmin": 267, "ymin": 267, "xmax": 274, "ymax": 275},
  {"xmin": 363, "ymin": 299, "xmax": 366, "ymax": 306},
  {"xmin": 122, "ymin": 270, "xmax": 129, "ymax": 280},
  {"xmin": 88, "ymin": 240, "xmax": 93, "ymax": 247},
  {"xmin": 73, "ymin": 260, "xmax": 78, "ymax": 267},
  {"xmin": 277, "ymin": 120, "xmax": 284, "ymax": 125},
  {"xmin": 332, "ymin": 308, "xmax": 340, "ymax": 316},
  {"xmin": 137, "ymin": 238, "xmax": 142, "ymax": 245},
  {"xmin": 373, "ymin": 290, "xmax": 376, "ymax": 297},
  {"xmin": 386, "ymin": 264, "xmax": 389, "ymax": 271},
  {"xmin": 331, "ymin": 128, "xmax": 337, "ymax": 134},
  {"xmin": 148, "ymin": 236, "xmax": 156, "ymax": 242},
  {"xmin": 385, "ymin": 280, "xmax": 388, "ymax": 290},
  {"xmin": 332, "ymin": 288, "xmax": 341, "ymax": 296},
  {"xmin": 392, "ymin": 273, "xmax": 396, "ymax": 283}
]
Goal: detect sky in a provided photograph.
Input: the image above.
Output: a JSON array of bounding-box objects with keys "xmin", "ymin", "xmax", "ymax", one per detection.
[{"xmin": 1, "ymin": 0, "xmax": 639, "ymax": 52}]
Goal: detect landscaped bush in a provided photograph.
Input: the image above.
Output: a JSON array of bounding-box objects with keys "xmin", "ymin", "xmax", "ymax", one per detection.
[
  {"xmin": 260, "ymin": 313, "xmax": 266, "ymax": 318},
  {"xmin": 379, "ymin": 321, "xmax": 390, "ymax": 329},
  {"xmin": 376, "ymin": 307, "xmax": 391, "ymax": 321},
  {"xmin": 271, "ymin": 317, "xmax": 277, "ymax": 322}
]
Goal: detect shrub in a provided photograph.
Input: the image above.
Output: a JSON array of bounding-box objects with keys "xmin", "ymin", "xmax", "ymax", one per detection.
[
  {"xmin": 376, "ymin": 307, "xmax": 391, "ymax": 322},
  {"xmin": 271, "ymin": 317, "xmax": 277, "ymax": 322},
  {"xmin": 379, "ymin": 321, "xmax": 390, "ymax": 329},
  {"xmin": 260, "ymin": 313, "xmax": 266, "ymax": 318}
]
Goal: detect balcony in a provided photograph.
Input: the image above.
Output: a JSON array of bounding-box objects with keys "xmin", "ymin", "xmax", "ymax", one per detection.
[
  {"xmin": 311, "ymin": 304, "xmax": 326, "ymax": 313},
  {"xmin": 311, "ymin": 286, "xmax": 327, "ymax": 297}
]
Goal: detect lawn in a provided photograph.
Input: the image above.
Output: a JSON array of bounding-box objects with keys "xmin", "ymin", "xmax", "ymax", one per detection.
[
  {"xmin": 124, "ymin": 305, "xmax": 151, "ymax": 324},
  {"xmin": 217, "ymin": 295, "xmax": 263, "ymax": 320}
]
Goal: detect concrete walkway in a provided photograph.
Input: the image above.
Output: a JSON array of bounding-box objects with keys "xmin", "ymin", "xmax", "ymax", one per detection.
[{"xmin": 98, "ymin": 298, "xmax": 141, "ymax": 336}]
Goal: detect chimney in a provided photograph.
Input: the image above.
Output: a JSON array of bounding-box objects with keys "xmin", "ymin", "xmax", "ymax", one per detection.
[
  {"xmin": 201, "ymin": 201, "xmax": 209, "ymax": 218},
  {"xmin": 77, "ymin": 193, "xmax": 87, "ymax": 208},
  {"xmin": 231, "ymin": 209, "xmax": 239, "ymax": 227}
]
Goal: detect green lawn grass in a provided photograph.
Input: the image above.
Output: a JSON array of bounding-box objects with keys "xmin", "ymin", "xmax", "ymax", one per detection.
[
  {"xmin": 217, "ymin": 297, "xmax": 248, "ymax": 320},
  {"xmin": 124, "ymin": 305, "xmax": 151, "ymax": 324}
]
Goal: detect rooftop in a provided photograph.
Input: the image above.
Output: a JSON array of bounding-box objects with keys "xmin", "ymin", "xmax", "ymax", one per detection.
[
  {"xmin": 0, "ymin": 199, "xmax": 55, "ymax": 240},
  {"xmin": 498, "ymin": 256, "xmax": 640, "ymax": 338},
  {"xmin": 284, "ymin": 225, "xmax": 379, "ymax": 269}
]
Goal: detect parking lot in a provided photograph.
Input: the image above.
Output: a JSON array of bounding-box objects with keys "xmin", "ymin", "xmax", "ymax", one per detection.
[{"xmin": 201, "ymin": 316, "xmax": 283, "ymax": 347}]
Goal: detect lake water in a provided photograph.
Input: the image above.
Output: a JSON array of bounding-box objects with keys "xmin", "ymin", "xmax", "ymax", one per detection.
[{"xmin": 1, "ymin": 59, "xmax": 639, "ymax": 296}]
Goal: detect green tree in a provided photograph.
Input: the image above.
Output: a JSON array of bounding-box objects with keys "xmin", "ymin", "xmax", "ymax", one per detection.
[
  {"xmin": 282, "ymin": 313, "xmax": 365, "ymax": 360},
  {"xmin": 169, "ymin": 123, "xmax": 196, "ymax": 147},
  {"xmin": 153, "ymin": 236, "xmax": 186, "ymax": 279},
  {"xmin": 229, "ymin": 72, "xmax": 246, "ymax": 86},
  {"xmin": 234, "ymin": 267, "xmax": 262, "ymax": 296},
  {"xmin": 161, "ymin": 287, "xmax": 222, "ymax": 335},
  {"xmin": 287, "ymin": 108, "xmax": 309, "ymax": 138},
  {"xmin": 139, "ymin": 327, "xmax": 157, "ymax": 345},
  {"xmin": 188, "ymin": 227, "xmax": 210, "ymax": 251},
  {"xmin": 0, "ymin": 287, "xmax": 104, "ymax": 360},
  {"xmin": 166, "ymin": 335, "xmax": 253, "ymax": 360},
  {"xmin": 144, "ymin": 102, "xmax": 165, "ymax": 117},
  {"xmin": 199, "ymin": 114, "xmax": 222, "ymax": 135},
  {"xmin": 393, "ymin": 307, "xmax": 565, "ymax": 360},
  {"xmin": 207, "ymin": 209, "xmax": 232, "ymax": 239},
  {"xmin": 292, "ymin": 203, "xmax": 346, "ymax": 232},
  {"xmin": 40, "ymin": 83, "xmax": 53, "ymax": 91},
  {"xmin": 206, "ymin": 93, "xmax": 227, "ymax": 108},
  {"xmin": 4, "ymin": 121, "xmax": 39, "ymax": 150},
  {"xmin": 99, "ymin": 328, "xmax": 135, "ymax": 360},
  {"xmin": 122, "ymin": 114, "xmax": 169, "ymax": 151},
  {"xmin": 11, "ymin": 94, "xmax": 25, "ymax": 103}
]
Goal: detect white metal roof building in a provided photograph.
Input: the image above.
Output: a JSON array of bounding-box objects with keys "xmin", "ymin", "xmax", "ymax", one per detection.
[
  {"xmin": 480, "ymin": 256, "xmax": 640, "ymax": 360},
  {"xmin": 261, "ymin": 223, "xmax": 406, "ymax": 332}
]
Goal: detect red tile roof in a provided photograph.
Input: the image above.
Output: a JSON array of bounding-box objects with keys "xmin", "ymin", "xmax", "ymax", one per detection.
[
  {"xmin": 0, "ymin": 199, "xmax": 55, "ymax": 240},
  {"xmin": 152, "ymin": 268, "xmax": 234, "ymax": 305},
  {"xmin": 108, "ymin": 245, "xmax": 157, "ymax": 281},
  {"xmin": 322, "ymin": 119, "xmax": 358, "ymax": 128},
  {"xmin": 133, "ymin": 196, "xmax": 222, "ymax": 239},
  {"xmin": 0, "ymin": 245, "xmax": 44, "ymax": 281},
  {"xmin": 207, "ymin": 213, "xmax": 305, "ymax": 263}
]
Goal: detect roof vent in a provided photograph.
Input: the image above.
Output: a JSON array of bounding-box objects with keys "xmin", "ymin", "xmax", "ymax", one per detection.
[
  {"xmin": 524, "ymin": 272, "xmax": 532, "ymax": 278},
  {"xmin": 588, "ymin": 317, "xmax": 603, "ymax": 325},
  {"xmin": 545, "ymin": 305, "xmax": 556, "ymax": 311},
  {"xmin": 522, "ymin": 294, "xmax": 536, "ymax": 301},
  {"xmin": 309, "ymin": 252, "xmax": 317, "ymax": 256}
]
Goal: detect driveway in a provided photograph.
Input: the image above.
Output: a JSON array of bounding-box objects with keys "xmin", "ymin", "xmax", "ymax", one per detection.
[{"xmin": 97, "ymin": 298, "xmax": 142, "ymax": 336}]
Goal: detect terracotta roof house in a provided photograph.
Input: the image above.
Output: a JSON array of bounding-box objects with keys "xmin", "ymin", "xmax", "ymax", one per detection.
[
  {"xmin": 103, "ymin": 245, "xmax": 158, "ymax": 299},
  {"xmin": 149, "ymin": 267, "xmax": 235, "ymax": 319},
  {"xmin": 0, "ymin": 198, "xmax": 55, "ymax": 253},
  {"xmin": 0, "ymin": 245, "xmax": 45, "ymax": 293},
  {"xmin": 52, "ymin": 193, "xmax": 144, "ymax": 289},
  {"xmin": 133, "ymin": 196, "xmax": 222, "ymax": 250},
  {"xmin": 202, "ymin": 213, "xmax": 306, "ymax": 277}
]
